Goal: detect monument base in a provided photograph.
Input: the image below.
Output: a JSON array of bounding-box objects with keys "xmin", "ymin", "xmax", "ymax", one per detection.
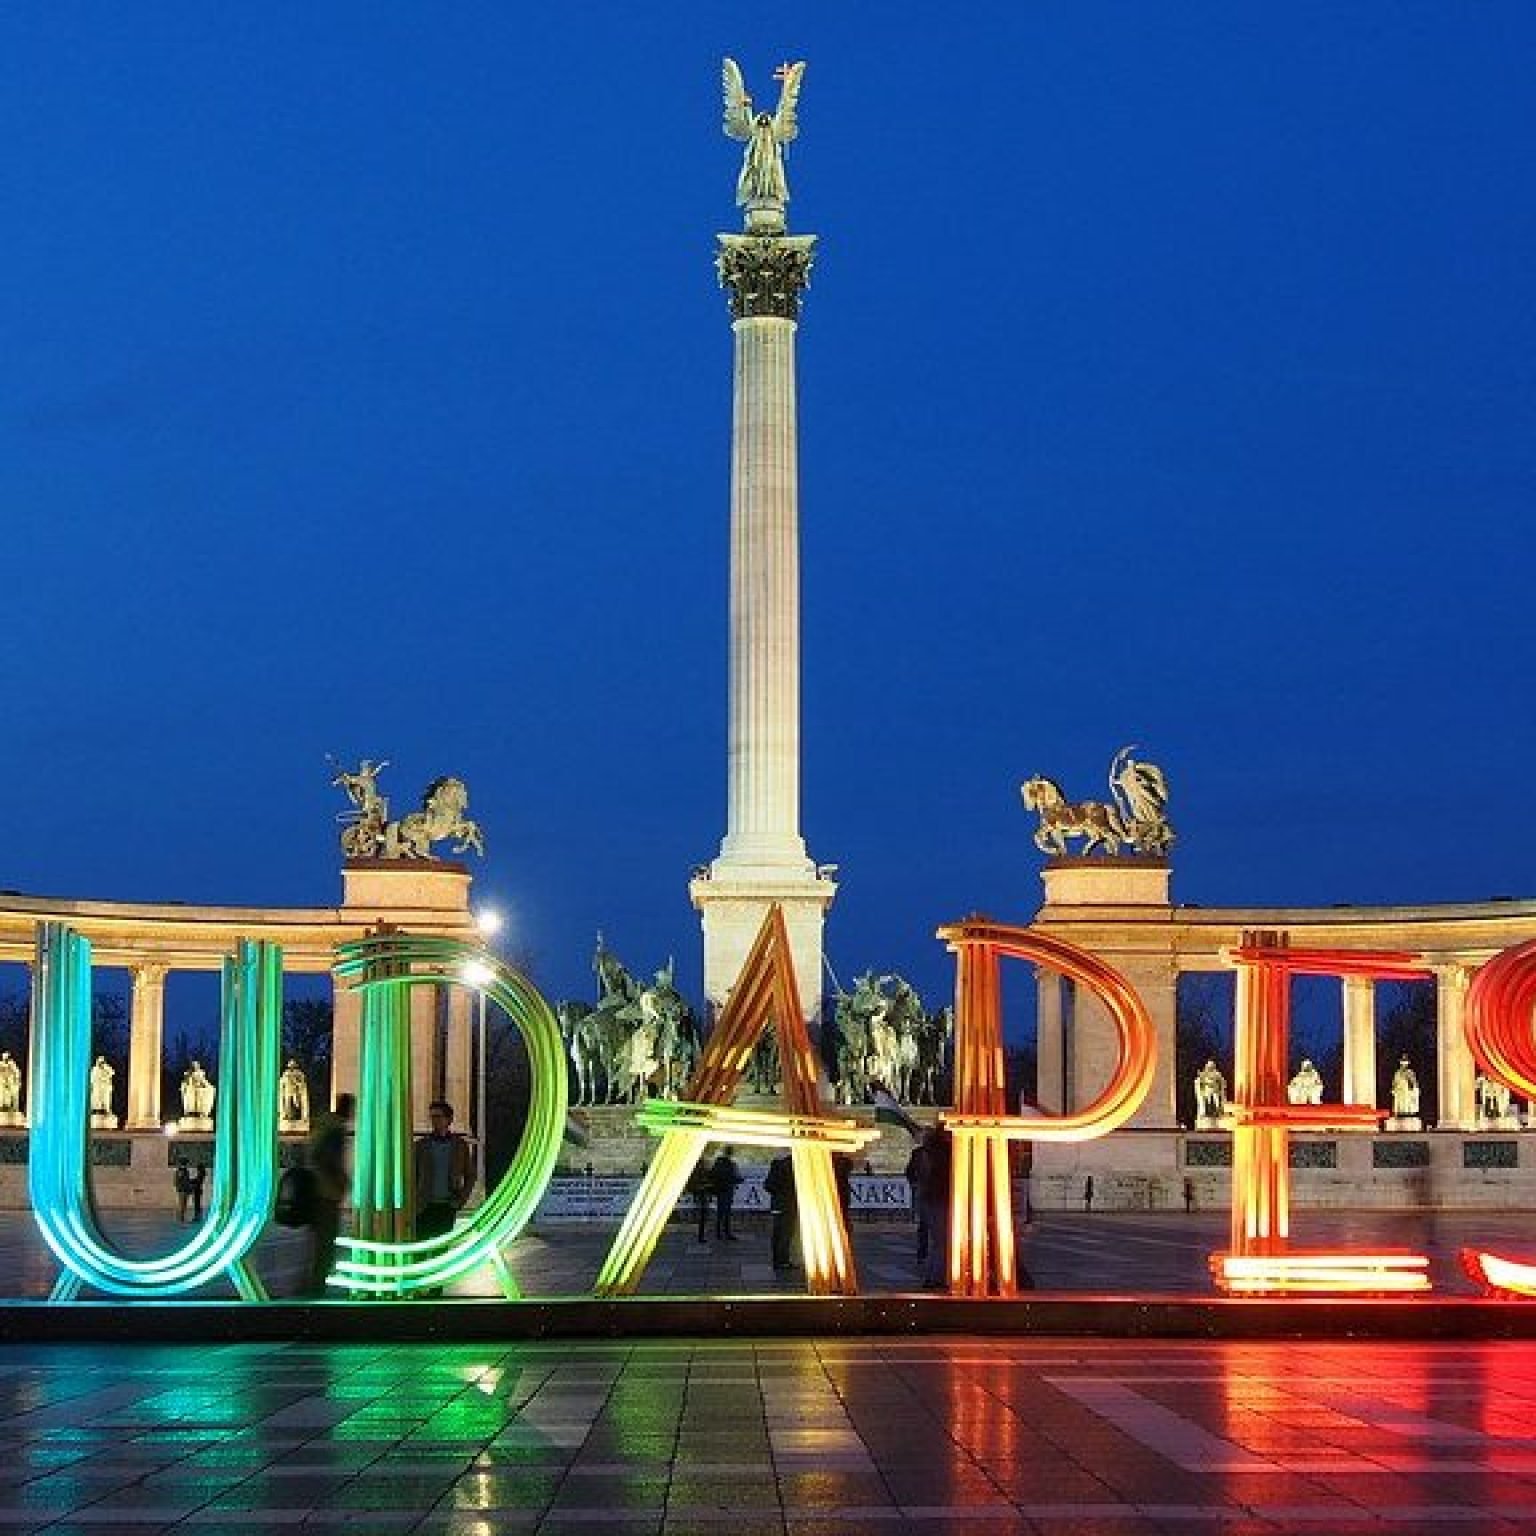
[
  {"xmin": 1385, "ymin": 1116, "xmax": 1423, "ymax": 1133},
  {"xmin": 280, "ymin": 1118, "xmax": 310, "ymax": 1135},
  {"xmin": 0, "ymin": 1111, "xmax": 25, "ymax": 1129},
  {"xmin": 177, "ymin": 1116, "xmax": 213, "ymax": 1133},
  {"xmin": 89, "ymin": 1113, "xmax": 118, "ymax": 1130}
]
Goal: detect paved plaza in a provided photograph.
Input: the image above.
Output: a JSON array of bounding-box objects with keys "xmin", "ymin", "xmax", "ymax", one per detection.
[
  {"xmin": 2, "ymin": 1213, "xmax": 1536, "ymax": 1530},
  {"xmin": 2, "ymin": 1335, "xmax": 1536, "ymax": 1534}
]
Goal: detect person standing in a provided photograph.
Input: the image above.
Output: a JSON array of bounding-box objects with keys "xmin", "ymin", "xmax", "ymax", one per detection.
[
  {"xmin": 764, "ymin": 1152, "xmax": 798, "ymax": 1272},
  {"xmin": 919, "ymin": 1127, "xmax": 953, "ymax": 1291},
  {"xmin": 1083, "ymin": 1175, "xmax": 1095, "ymax": 1212},
  {"xmin": 189, "ymin": 1163, "xmax": 207, "ymax": 1222},
  {"xmin": 302, "ymin": 1093, "xmax": 354, "ymax": 1298},
  {"xmin": 710, "ymin": 1146, "xmax": 742, "ymax": 1240},
  {"xmin": 688, "ymin": 1158, "xmax": 712, "ymax": 1243},
  {"xmin": 413, "ymin": 1101, "xmax": 475, "ymax": 1245},
  {"xmin": 173, "ymin": 1159, "xmax": 192, "ymax": 1223}
]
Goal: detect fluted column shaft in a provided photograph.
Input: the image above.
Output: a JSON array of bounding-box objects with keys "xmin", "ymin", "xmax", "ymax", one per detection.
[
  {"xmin": 723, "ymin": 313, "xmax": 804, "ymax": 862},
  {"xmin": 127, "ymin": 963, "xmax": 168, "ymax": 1129},
  {"xmin": 1342, "ymin": 975, "xmax": 1377, "ymax": 1107}
]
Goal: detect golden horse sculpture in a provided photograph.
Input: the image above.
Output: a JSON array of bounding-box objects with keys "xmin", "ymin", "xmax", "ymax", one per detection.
[{"xmin": 1021, "ymin": 776, "xmax": 1128, "ymax": 856}]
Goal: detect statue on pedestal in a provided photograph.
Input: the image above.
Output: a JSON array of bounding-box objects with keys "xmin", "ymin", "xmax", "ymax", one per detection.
[
  {"xmin": 1193, "ymin": 1059, "xmax": 1227, "ymax": 1129},
  {"xmin": 180, "ymin": 1060, "xmax": 216, "ymax": 1127},
  {"xmin": 332, "ymin": 760, "xmax": 485, "ymax": 859},
  {"xmin": 1476, "ymin": 1071, "xmax": 1517, "ymax": 1129},
  {"xmin": 1022, "ymin": 746, "xmax": 1174, "ymax": 859},
  {"xmin": 560, "ymin": 939, "xmax": 703, "ymax": 1106},
  {"xmin": 279, "ymin": 1060, "xmax": 310, "ymax": 1129},
  {"xmin": 1286, "ymin": 1059, "xmax": 1324, "ymax": 1106},
  {"xmin": 830, "ymin": 973, "xmax": 949, "ymax": 1106},
  {"xmin": 722, "ymin": 57, "xmax": 805, "ymax": 234},
  {"xmin": 1387, "ymin": 1055, "xmax": 1422, "ymax": 1131},
  {"xmin": 0, "ymin": 1050, "xmax": 23, "ymax": 1126},
  {"xmin": 332, "ymin": 757, "xmax": 391, "ymax": 858},
  {"xmin": 89, "ymin": 1056, "xmax": 117, "ymax": 1127}
]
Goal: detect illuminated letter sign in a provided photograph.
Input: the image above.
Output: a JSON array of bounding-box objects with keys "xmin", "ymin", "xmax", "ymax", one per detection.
[
  {"xmin": 596, "ymin": 906, "xmax": 877, "ymax": 1297},
  {"xmin": 1460, "ymin": 938, "xmax": 1536, "ymax": 1297},
  {"xmin": 327, "ymin": 932, "xmax": 568, "ymax": 1297},
  {"xmin": 1214, "ymin": 932, "xmax": 1430, "ymax": 1294},
  {"xmin": 30, "ymin": 923, "xmax": 282, "ymax": 1300},
  {"xmin": 937, "ymin": 919, "xmax": 1156, "ymax": 1297}
]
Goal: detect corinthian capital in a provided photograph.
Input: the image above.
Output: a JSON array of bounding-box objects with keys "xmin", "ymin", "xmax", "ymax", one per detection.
[{"xmin": 717, "ymin": 234, "xmax": 816, "ymax": 321}]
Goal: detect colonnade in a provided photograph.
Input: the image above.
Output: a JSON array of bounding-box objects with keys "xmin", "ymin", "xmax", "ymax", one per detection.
[
  {"xmin": 1029, "ymin": 862, "xmax": 1536, "ymax": 1131},
  {"xmin": 0, "ymin": 862, "xmax": 479, "ymax": 1135}
]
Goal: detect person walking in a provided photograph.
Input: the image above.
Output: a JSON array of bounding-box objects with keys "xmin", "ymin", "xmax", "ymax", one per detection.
[
  {"xmin": 709, "ymin": 1146, "xmax": 742, "ymax": 1240},
  {"xmin": 764, "ymin": 1151, "xmax": 798, "ymax": 1273},
  {"xmin": 302, "ymin": 1093, "xmax": 354, "ymax": 1298}
]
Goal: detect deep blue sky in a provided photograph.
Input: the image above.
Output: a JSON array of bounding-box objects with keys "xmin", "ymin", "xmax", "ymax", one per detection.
[{"xmin": 3, "ymin": 5, "xmax": 1533, "ymax": 1018}]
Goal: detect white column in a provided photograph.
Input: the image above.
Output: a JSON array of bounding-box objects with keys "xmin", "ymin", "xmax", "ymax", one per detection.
[
  {"xmin": 693, "ymin": 232, "xmax": 834, "ymax": 1025},
  {"xmin": 127, "ymin": 963, "xmax": 168, "ymax": 1130},
  {"xmin": 1121, "ymin": 958, "xmax": 1178, "ymax": 1129},
  {"xmin": 1036, "ymin": 968, "xmax": 1064, "ymax": 1113},
  {"xmin": 1342, "ymin": 975, "xmax": 1377, "ymax": 1107},
  {"xmin": 721, "ymin": 314, "xmax": 805, "ymax": 865},
  {"xmin": 444, "ymin": 988, "xmax": 473, "ymax": 1130},
  {"xmin": 330, "ymin": 983, "xmax": 359, "ymax": 1111},
  {"xmin": 1436, "ymin": 964, "xmax": 1475, "ymax": 1130},
  {"xmin": 411, "ymin": 988, "xmax": 438, "ymax": 1133}
]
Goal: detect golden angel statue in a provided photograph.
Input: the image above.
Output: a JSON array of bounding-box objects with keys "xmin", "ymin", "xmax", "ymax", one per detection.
[{"xmin": 722, "ymin": 57, "xmax": 805, "ymax": 233}]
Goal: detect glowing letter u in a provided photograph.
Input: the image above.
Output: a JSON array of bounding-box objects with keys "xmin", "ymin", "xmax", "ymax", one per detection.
[{"xmin": 29, "ymin": 923, "xmax": 282, "ymax": 1300}]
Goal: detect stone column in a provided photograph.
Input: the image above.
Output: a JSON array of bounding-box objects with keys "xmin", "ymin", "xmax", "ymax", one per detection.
[
  {"xmin": 1118, "ymin": 957, "xmax": 1178, "ymax": 1129},
  {"xmin": 1341, "ymin": 975, "xmax": 1377, "ymax": 1107},
  {"xmin": 1036, "ymin": 968, "xmax": 1065, "ymax": 1112},
  {"xmin": 127, "ymin": 963, "xmax": 168, "ymax": 1130},
  {"xmin": 330, "ymin": 983, "xmax": 360, "ymax": 1112},
  {"xmin": 691, "ymin": 230, "xmax": 835, "ymax": 1026},
  {"xmin": 445, "ymin": 988, "xmax": 473, "ymax": 1131},
  {"xmin": 1435, "ymin": 963, "xmax": 1476, "ymax": 1130}
]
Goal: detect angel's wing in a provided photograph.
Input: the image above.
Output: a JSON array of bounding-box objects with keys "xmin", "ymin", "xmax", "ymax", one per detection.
[
  {"xmin": 773, "ymin": 61, "xmax": 805, "ymax": 143},
  {"xmin": 722, "ymin": 57, "xmax": 754, "ymax": 141}
]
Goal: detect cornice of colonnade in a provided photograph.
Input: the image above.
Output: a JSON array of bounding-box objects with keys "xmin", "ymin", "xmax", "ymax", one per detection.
[
  {"xmin": 1030, "ymin": 874, "xmax": 1536, "ymax": 967},
  {"xmin": 0, "ymin": 860, "xmax": 479, "ymax": 973}
]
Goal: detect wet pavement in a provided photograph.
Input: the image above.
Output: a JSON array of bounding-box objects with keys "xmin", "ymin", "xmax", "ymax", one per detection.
[{"xmin": 1, "ymin": 1334, "xmax": 1535, "ymax": 1533}]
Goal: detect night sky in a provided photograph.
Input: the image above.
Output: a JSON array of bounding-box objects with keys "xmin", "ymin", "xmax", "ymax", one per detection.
[{"xmin": 3, "ymin": 6, "xmax": 1533, "ymax": 1022}]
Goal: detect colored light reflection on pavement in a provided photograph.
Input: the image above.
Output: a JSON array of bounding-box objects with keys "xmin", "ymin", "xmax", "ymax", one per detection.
[{"xmin": 0, "ymin": 1338, "xmax": 1534, "ymax": 1532}]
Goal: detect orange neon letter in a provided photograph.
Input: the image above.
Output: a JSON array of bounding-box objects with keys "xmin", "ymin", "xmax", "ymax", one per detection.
[
  {"xmin": 1460, "ymin": 938, "xmax": 1536, "ymax": 1296},
  {"xmin": 937, "ymin": 919, "xmax": 1156, "ymax": 1297},
  {"xmin": 1214, "ymin": 933, "xmax": 1430, "ymax": 1295}
]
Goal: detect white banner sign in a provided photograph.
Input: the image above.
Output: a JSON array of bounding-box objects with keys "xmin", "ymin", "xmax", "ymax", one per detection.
[{"xmin": 534, "ymin": 1172, "xmax": 912, "ymax": 1223}]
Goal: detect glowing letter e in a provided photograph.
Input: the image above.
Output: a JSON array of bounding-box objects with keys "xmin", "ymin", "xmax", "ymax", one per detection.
[{"xmin": 937, "ymin": 919, "xmax": 1156, "ymax": 1298}]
